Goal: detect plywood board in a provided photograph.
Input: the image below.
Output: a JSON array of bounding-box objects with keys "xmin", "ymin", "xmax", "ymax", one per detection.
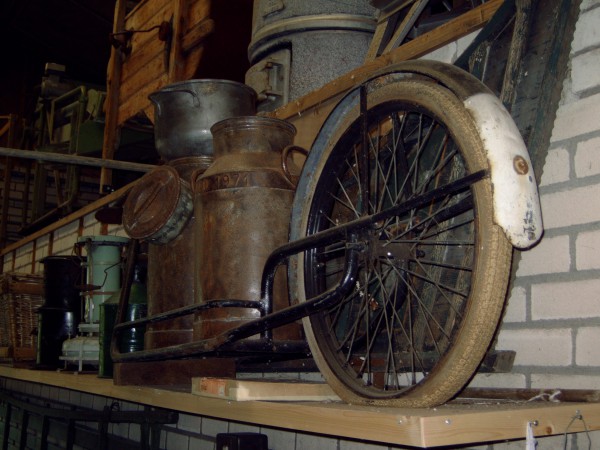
[
  {"xmin": 192, "ymin": 377, "xmax": 340, "ymax": 401},
  {"xmin": 1, "ymin": 365, "xmax": 599, "ymax": 448}
]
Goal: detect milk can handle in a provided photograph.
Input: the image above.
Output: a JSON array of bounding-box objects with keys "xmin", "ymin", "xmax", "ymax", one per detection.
[
  {"xmin": 149, "ymin": 89, "xmax": 201, "ymax": 115},
  {"xmin": 281, "ymin": 145, "xmax": 309, "ymax": 187}
]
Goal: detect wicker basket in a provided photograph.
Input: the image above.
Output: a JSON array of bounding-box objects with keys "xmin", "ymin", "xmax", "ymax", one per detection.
[{"xmin": 0, "ymin": 272, "xmax": 44, "ymax": 360}]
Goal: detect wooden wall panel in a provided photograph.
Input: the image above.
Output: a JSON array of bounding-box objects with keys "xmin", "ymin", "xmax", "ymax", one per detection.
[
  {"xmin": 118, "ymin": 0, "xmax": 212, "ymax": 123},
  {"xmin": 102, "ymin": 0, "xmax": 214, "ymax": 188}
]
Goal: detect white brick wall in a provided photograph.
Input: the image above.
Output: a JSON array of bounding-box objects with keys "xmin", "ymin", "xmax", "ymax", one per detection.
[
  {"xmin": 516, "ymin": 235, "xmax": 571, "ymax": 276},
  {"xmin": 1, "ymin": 210, "xmax": 128, "ymax": 275},
  {"xmin": 540, "ymin": 184, "xmax": 600, "ymax": 229},
  {"xmin": 581, "ymin": 0, "xmax": 600, "ymax": 12},
  {"xmin": 540, "ymin": 147, "xmax": 570, "ymax": 185},
  {"xmin": 469, "ymin": 373, "xmax": 527, "ymax": 389},
  {"xmin": 551, "ymin": 93, "xmax": 600, "ymax": 142},
  {"xmin": 576, "ymin": 228, "xmax": 600, "ymax": 269},
  {"xmin": 576, "ymin": 327, "xmax": 600, "ymax": 365},
  {"xmin": 531, "ymin": 279, "xmax": 600, "ymax": 320},
  {"xmin": 571, "ymin": 48, "xmax": 600, "ymax": 93},
  {"xmin": 571, "ymin": 4, "xmax": 600, "ymax": 52},
  {"xmin": 496, "ymin": 328, "xmax": 573, "ymax": 366},
  {"xmin": 575, "ymin": 136, "xmax": 600, "ymax": 178},
  {"xmin": 531, "ymin": 374, "xmax": 600, "ymax": 390},
  {"xmin": 458, "ymin": 3, "xmax": 600, "ymax": 447},
  {"xmin": 494, "ymin": 0, "xmax": 600, "ymax": 411},
  {"xmin": 503, "ymin": 286, "xmax": 527, "ymax": 323}
]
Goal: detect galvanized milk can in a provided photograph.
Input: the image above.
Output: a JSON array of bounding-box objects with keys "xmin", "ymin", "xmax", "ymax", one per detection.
[{"xmin": 193, "ymin": 116, "xmax": 303, "ymax": 341}]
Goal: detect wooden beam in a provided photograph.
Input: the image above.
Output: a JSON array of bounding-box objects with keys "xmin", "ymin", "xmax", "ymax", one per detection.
[
  {"xmin": 181, "ymin": 17, "xmax": 215, "ymax": 54},
  {"xmin": 365, "ymin": 18, "xmax": 392, "ymax": 61},
  {"xmin": 100, "ymin": 0, "xmax": 128, "ymax": 191},
  {"xmin": 1, "ymin": 156, "xmax": 13, "ymax": 248},
  {"xmin": 168, "ymin": 0, "xmax": 187, "ymax": 82},
  {"xmin": 30, "ymin": 240, "xmax": 36, "ymax": 274},
  {"xmin": 0, "ymin": 181, "xmax": 138, "ymax": 258},
  {"xmin": 381, "ymin": 0, "xmax": 430, "ymax": 55},
  {"xmin": 500, "ymin": 0, "xmax": 534, "ymax": 109},
  {"xmin": 461, "ymin": 387, "xmax": 600, "ymax": 403},
  {"xmin": 0, "ymin": 114, "xmax": 17, "ymax": 249},
  {"xmin": 0, "ymin": 147, "xmax": 156, "ymax": 173},
  {"xmin": 0, "ymin": 122, "xmax": 10, "ymax": 138},
  {"xmin": 192, "ymin": 378, "xmax": 340, "ymax": 402},
  {"xmin": 272, "ymin": 0, "xmax": 503, "ymax": 121}
]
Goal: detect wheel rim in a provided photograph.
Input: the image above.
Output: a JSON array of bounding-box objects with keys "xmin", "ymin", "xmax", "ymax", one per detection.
[{"xmin": 304, "ymin": 91, "xmax": 480, "ymax": 400}]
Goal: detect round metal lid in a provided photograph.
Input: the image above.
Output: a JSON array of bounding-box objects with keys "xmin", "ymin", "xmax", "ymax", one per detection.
[{"xmin": 122, "ymin": 166, "xmax": 184, "ymax": 240}]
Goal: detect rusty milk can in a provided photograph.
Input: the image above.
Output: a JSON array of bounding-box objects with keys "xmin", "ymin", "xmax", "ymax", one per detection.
[
  {"xmin": 193, "ymin": 116, "xmax": 303, "ymax": 341},
  {"xmin": 123, "ymin": 162, "xmax": 198, "ymax": 348},
  {"xmin": 123, "ymin": 80, "xmax": 256, "ymax": 349}
]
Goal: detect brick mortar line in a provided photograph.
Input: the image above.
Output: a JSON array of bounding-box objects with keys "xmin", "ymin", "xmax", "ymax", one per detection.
[
  {"xmin": 512, "ymin": 267, "xmax": 600, "ymax": 283},
  {"xmin": 501, "ymin": 319, "xmax": 600, "ymax": 329},
  {"xmin": 549, "ymin": 128, "xmax": 600, "ymax": 151}
]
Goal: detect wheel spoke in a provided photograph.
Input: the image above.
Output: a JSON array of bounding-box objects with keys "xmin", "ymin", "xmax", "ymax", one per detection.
[{"xmin": 296, "ymin": 78, "xmax": 510, "ymax": 406}]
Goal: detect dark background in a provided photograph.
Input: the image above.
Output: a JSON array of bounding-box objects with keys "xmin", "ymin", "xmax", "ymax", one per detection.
[{"xmin": 0, "ymin": 0, "xmax": 253, "ymax": 119}]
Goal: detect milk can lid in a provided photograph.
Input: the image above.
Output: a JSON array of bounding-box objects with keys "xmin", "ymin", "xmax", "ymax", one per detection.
[{"xmin": 122, "ymin": 166, "xmax": 186, "ymax": 240}]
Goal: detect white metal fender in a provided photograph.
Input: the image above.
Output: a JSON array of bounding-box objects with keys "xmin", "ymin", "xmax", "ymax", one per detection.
[{"xmin": 464, "ymin": 92, "xmax": 543, "ymax": 249}]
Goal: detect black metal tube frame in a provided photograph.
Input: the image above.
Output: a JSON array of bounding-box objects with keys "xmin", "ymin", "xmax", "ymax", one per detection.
[{"xmin": 111, "ymin": 166, "xmax": 486, "ymax": 363}]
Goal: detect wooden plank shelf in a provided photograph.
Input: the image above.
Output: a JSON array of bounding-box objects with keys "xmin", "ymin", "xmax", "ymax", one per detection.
[
  {"xmin": 191, "ymin": 377, "xmax": 341, "ymax": 402},
  {"xmin": 1, "ymin": 366, "xmax": 599, "ymax": 448}
]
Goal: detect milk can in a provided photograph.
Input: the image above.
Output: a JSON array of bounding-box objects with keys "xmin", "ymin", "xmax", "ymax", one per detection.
[
  {"xmin": 123, "ymin": 160, "xmax": 202, "ymax": 348},
  {"xmin": 193, "ymin": 116, "xmax": 304, "ymax": 341},
  {"xmin": 123, "ymin": 80, "xmax": 257, "ymax": 349}
]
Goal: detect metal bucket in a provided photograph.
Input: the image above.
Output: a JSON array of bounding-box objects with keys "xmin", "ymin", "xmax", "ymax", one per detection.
[
  {"xmin": 246, "ymin": 0, "xmax": 375, "ymax": 110},
  {"xmin": 193, "ymin": 116, "xmax": 303, "ymax": 341},
  {"xmin": 149, "ymin": 79, "xmax": 257, "ymax": 161}
]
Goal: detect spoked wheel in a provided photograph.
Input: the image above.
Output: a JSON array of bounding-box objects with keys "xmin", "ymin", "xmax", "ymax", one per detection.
[{"xmin": 289, "ymin": 74, "xmax": 513, "ymax": 407}]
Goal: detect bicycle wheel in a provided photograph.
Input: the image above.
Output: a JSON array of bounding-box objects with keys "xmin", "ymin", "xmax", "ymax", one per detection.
[{"xmin": 289, "ymin": 74, "xmax": 513, "ymax": 407}]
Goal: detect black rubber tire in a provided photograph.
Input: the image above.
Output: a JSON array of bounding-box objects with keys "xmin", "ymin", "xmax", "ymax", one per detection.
[{"xmin": 289, "ymin": 74, "xmax": 512, "ymax": 407}]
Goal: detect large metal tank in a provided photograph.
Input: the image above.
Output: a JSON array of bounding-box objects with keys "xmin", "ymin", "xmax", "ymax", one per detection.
[
  {"xmin": 246, "ymin": 0, "xmax": 376, "ymax": 110},
  {"xmin": 193, "ymin": 116, "xmax": 303, "ymax": 341},
  {"xmin": 123, "ymin": 80, "xmax": 257, "ymax": 349}
]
